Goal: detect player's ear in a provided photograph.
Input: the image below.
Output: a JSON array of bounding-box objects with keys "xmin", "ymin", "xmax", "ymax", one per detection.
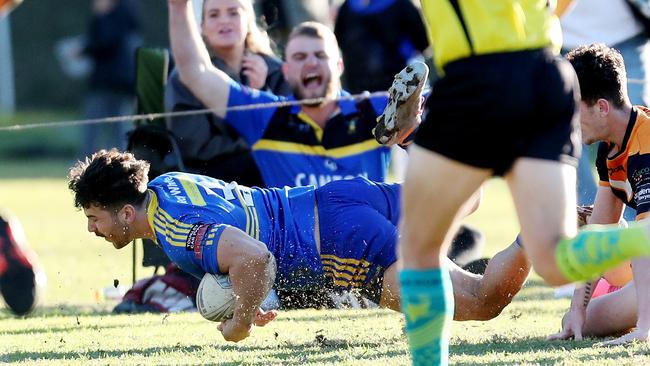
[
  {"xmin": 597, "ymin": 98, "xmax": 610, "ymax": 116},
  {"xmin": 119, "ymin": 204, "xmax": 137, "ymax": 224}
]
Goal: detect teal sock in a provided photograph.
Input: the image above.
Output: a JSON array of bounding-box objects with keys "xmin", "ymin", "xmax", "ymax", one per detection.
[
  {"xmin": 400, "ymin": 268, "xmax": 453, "ymax": 366},
  {"xmin": 556, "ymin": 221, "xmax": 650, "ymax": 282}
]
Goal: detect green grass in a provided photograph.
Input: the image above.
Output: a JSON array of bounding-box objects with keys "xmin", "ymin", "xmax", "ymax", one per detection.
[
  {"xmin": 0, "ymin": 172, "xmax": 648, "ymax": 365},
  {"xmin": 0, "ymin": 111, "xmax": 83, "ymax": 158}
]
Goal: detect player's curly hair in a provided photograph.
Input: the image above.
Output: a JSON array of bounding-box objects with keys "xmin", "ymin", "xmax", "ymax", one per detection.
[
  {"xmin": 566, "ymin": 43, "xmax": 627, "ymax": 108},
  {"xmin": 68, "ymin": 149, "xmax": 150, "ymax": 210}
]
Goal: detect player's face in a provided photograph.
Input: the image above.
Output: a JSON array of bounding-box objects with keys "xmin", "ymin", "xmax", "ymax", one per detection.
[
  {"xmin": 201, "ymin": 0, "xmax": 247, "ymax": 51},
  {"xmin": 84, "ymin": 204, "xmax": 132, "ymax": 249},
  {"xmin": 283, "ymin": 36, "xmax": 342, "ymax": 105},
  {"xmin": 578, "ymin": 100, "xmax": 608, "ymax": 145}
]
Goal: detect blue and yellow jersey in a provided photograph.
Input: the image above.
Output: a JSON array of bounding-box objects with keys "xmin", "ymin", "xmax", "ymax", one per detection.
[
  {"xmin": 224, "ymin": 81, "xmax": 391, "ymax": 188},
  {"xmin": 146, "ymin": 172, "xmax": 323, "ymax": 289},
  {"xmin": 596, "ymin": 107, "xmax": 650, "ymax": 220},
  {"xmin": 420, "ymin": 0, "xmax": 562, "ymax": 71}
]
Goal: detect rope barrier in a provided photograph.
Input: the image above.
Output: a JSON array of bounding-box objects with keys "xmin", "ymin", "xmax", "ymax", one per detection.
[
  {"xmin": 1, "ymin": 77, "xmax": 648, "ymax": 132},
  {"xmin": 0, "ymin": 91, "xmax": 387, "ymax": 132}
]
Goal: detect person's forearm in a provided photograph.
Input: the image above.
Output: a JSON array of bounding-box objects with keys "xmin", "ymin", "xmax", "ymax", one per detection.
[
  {"xmin": 570, "ymin": 282, "xmax": 594, "ymax": 312},
  {"xmin": 168, "ymin": 0, "xmax": 214, "ymax": 89},
  {"xmin": 229, "ymin": 253, "xmax": 276, "ymax": 326}
]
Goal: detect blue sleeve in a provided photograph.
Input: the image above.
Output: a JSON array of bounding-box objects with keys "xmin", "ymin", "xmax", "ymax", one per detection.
[
  {"xmin": 186, "ymin": 223, "xmax": 229, "ymax": 275},
  {"xmin": 369, "ymin": 94, "xmax": 389, "ymax": 116},
  {"xmin": 224, "ymin": 81, "xmax": 285, "ymax": 144}
]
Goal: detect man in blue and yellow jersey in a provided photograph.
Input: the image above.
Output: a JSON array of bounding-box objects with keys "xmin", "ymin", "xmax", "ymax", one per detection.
[
  {"xmin": 370, "ymin": 2, "xmax": 650, "ymax": 365},
  {"xmin": 167, "ymin": 0, "xmax": 391, "ymax": 189},
  {"xmin": 69, "ymin": 149, "xmax": 536, "ymax": 342},
  {"xmin": 547, "ymin": 44, "xmax": 650, "ymax": 346}
]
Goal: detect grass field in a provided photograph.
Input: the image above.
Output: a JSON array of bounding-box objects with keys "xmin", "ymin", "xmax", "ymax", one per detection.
[{"xmin": 1, "ymin": 159, "xmax": 649, "ymax": 365}]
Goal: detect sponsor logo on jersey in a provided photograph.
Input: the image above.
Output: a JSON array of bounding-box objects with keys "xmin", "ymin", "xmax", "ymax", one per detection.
[
  {"xmin": 186, "ymin": 224, "xmax": 210, "ymax": 260},
  {"xmin": 294, "ymin": 172, "xmax": 368, "ymax": 187},
  {"xmin": 164, "ymin": 176, "xmax": 188, "ymax": 204}
]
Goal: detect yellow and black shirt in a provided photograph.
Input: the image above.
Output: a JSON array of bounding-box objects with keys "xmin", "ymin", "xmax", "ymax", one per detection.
[{"xmin": 420, "ymin": 0, "xmax": 562, "ymax": 70}]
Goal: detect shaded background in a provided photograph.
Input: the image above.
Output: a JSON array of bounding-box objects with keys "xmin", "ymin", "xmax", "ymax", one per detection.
[{"xmin": 9, "ymin": 0, "xmax": 168, "ymax": 110}]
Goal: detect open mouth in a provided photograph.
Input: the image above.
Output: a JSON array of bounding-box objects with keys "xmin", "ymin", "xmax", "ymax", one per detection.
[
  {"xmin": 302, "ymin": 73, "xmax": 322, "ymax": 89},
  {"xmin": 218, "ymin": 28, "xmax": 233, "ymax": 35}
]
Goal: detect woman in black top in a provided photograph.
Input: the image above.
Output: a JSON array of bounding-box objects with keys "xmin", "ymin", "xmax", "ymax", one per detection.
[{"xmin": 166, "ymin": 0, "xmax": 290, "ymax": 185}]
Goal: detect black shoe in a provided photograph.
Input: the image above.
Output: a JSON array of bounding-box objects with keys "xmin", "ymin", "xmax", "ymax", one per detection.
[{"xmin": 0, "ymin": 212, "xmax": 42, "ymax": 315}]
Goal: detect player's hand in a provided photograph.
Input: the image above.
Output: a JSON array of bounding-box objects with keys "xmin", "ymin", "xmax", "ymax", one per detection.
[
  {"xmin": 253, "ymin": 308, "xmax": 277, "ymax": 327},
  {"xmin": 546, "ymin": 308, "xmax": 586, "ymax": 341},
  {"xmin": 217, "ymin": 318, "xmax": 252, "ymax": 342},
  {"xmin": 242, "ymin": 53, "xmax": 269, "ymax": 90}
]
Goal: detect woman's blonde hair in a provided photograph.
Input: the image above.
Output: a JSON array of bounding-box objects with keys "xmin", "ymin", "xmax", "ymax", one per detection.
[{"xmin": 201, "ymin": 0, "xmax": 275, "ymax": 56}]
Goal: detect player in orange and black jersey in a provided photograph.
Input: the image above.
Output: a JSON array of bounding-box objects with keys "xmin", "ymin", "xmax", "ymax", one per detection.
[
  {"xmin": 554, "ymin": 43, "xmax": 650, "ymax": 346},
  {"xmin": 594, "ymin": 107, "xmax": 650, "ymax": 219}
]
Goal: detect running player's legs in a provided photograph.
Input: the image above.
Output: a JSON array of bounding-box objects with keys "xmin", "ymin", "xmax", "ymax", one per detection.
[
  {"xmin": 400, "ymin": 147, "xmax": 490, "ymax": 268},
  {"xmin": 507, "ymin": 159, "xmax": 577, "ymax": 285},
  {"xmin": 399, "ymin": 145, "xmax": 490, "ymax": 366},
  {"xmin": 398, "ymin": 49, "xmax": 575, "ymax": 365}
]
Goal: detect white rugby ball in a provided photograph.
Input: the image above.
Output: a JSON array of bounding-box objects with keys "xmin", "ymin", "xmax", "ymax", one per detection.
[{"xmin": 196, "ymin": 273, "xmax": 235, "ymax": 322}]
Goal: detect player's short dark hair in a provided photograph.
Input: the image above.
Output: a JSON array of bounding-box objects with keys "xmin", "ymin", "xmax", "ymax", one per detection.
[
  {"xmin": 566, "ymin": 43, "xmax": 627, "ymax": 108},
  {"xmin": 68, "ymin": 149, "xmax": 150, "ymax": 210}
]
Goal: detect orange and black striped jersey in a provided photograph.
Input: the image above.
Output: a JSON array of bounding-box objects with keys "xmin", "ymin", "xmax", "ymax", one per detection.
[
  {"xmin": 420, "ymin": 0, "xmax": 562, "ymax": 71},
  {"xmin": 596, "ymin": 107, "xmax": 650, "ymax": 220}
]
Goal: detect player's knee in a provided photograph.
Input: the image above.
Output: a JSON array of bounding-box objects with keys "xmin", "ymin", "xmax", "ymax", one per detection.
[
  {"xmin": 522, "ymin": 234, "xmax": 569, "ymax": 286},
  {"xmin": 531, "ymin": 258, "xmax": 566, "ymax": 286}
]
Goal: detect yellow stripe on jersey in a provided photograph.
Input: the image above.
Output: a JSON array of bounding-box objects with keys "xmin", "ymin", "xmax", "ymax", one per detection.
[
  {"xmin": 179, "ymin": 179, "xmax": 206, "ymax": 207},
  {"xmin": 156, "ymin": 208, "xmax": 193, "ymax": 229},
  {"xmin": 420, "ymin": 0, "xmax": 560, "ymax": 71},
  {"xmin": 252, "ymin": 139, "xmax": 381, "ymax": 158},
  {"xmin": 153, "ymin": 207, "xmax": 192, "ymax": 247},
  {"xmin": 297, "ymin": 111, "xmax": 324, "ymax": 142},
  {"xmin": 325, "ymin": 275, "xmax": 357, "ymax": 288},
  {"xmin": 232, "ymin": 186, "xmax": 260, "ymax": 239},
  {"xmin": 321, "ymin": 258, "xmax": 371, "ymax": 275},
  {"xmin": 323, "ymin": 266, "xmax": 367, "ymax": 282},
  {"xmin": 323, "ymin": 271, "xmax": 364, "ymax": 288},
  {"xmin": 146, "ymin": 190, "xmax": 159, "ymax": 240},
  {"xmin": 321, "ymin": 254, "xmax": 371, "ymax": 267},
  {"xmin": 249, "ymin": 206, "xmax": 260, "ymax": 240},
  {"xmin": 321, "ymin": 254, "xmax": 371, "ymax": 288}
]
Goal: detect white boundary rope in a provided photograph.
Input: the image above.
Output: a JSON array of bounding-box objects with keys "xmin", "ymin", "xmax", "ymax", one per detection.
[
  {"xmin": 1, "ymin": 77, "xmax": 648, "ymax": 132},
  {"xmin": 0, "ymin": 91, "xmax": 387, "ymax": 132}
]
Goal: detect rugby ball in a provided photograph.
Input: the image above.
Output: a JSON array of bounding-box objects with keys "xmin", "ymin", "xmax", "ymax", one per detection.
[{"xmin": 196, "ymin": 273, "xmax": 235, "ymax": 322}]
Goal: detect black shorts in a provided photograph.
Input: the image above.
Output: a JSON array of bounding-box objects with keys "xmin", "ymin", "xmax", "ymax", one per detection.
[{"xmin": 415, "ymin": 48, "xmax": 581, "ymax": 176}]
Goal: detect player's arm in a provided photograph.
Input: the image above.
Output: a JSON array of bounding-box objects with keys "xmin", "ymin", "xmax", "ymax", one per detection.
[
  {"xmin": 450, "ymin": 239, "xmax": 530, "ymax": 321},
  {"xmin": 215, "ymin": 226, "xmax": 277, "ymax": 342},
  {"xmin": 168, "ymin": 0, "xmax": 231, "ymax": 118},
  {"xmin": 548, "ymin": 187, "xmax": 624, "ymax": 340}
]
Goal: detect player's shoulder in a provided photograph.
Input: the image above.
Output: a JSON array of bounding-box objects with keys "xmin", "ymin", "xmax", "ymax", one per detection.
[{"xmin": 630, "ymin": 107, "xmax": 650, "ymax": 153}]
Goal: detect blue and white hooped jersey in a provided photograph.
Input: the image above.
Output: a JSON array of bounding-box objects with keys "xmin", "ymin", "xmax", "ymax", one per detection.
[
  {"xmin": 146, "ymin": 172, "xmax": 323, "ymax": 289},
  {"xmin": 224, "ymin": 81, "xmax": 391, "ymax": 188}
]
